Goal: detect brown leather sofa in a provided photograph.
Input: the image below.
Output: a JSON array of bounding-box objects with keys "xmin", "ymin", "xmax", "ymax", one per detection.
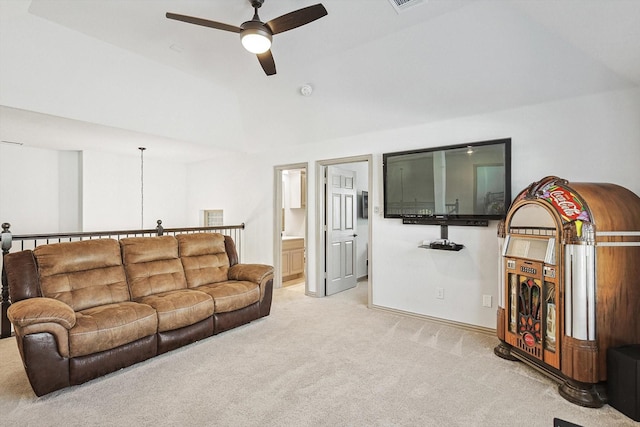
[{"xmin": 4, "ymin": 232, "xmax": 273, "ymax": 396}]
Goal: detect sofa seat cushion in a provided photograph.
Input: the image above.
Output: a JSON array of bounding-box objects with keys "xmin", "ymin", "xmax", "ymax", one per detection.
[
  {"xmin": 136, "ymin": 289, "xmax": 214, "ymax": 333},
  {"xmin": 196, "ymin": 281, "xmax": 260, "ymax": 313},
  {"xmin": 70, "ymin": 302, "xmax": 158, "ymax": 358}
]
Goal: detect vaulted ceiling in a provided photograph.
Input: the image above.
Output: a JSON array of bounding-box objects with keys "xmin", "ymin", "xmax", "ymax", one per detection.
[{"xmin": 1, "ymin": 0, "xmax": 639, "ymax": 162}]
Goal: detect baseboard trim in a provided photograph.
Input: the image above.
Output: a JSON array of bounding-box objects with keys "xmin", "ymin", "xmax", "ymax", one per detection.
[{"xmin": 370, "ymin": 304, "xmax": 496, "ymax": 336}]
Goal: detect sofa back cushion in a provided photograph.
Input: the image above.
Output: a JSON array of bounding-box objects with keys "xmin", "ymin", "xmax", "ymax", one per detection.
[
  {"xmin": 34, "ymin": 239, "xmax": 130, "ymax": 311},
  {"xmin": 120, "ymin": 236, "xmax": 187, "ymax": 299},
  {"xmin": 177, "ymin": 233, "xmax": 230, "ymax": 288}
]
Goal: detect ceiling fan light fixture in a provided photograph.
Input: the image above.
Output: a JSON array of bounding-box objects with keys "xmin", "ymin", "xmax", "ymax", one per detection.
[
  {"xmin": 240, "ymin": 23, "xmax": 272, "ymax": 54},
  {"xmin": 166, "ymin": 2, "xmax": 328, "ymax": 75}
]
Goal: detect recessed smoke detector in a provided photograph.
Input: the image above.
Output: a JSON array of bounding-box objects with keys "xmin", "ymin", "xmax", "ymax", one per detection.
[
  {"xmin": 388, "ymin": 0, "xmax": 426, "ymax": 14},
  {"xmin": 300, "ymin": 84, "xmax": 313, "ymax": 96}
]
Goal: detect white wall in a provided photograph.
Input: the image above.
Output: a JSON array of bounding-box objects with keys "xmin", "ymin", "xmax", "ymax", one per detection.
[
  {"xmin": 187, "ymin": 151, "xmax": 275, "ymax": 264},
  {"xmin": 58, "ymin": 151, "xmax": 82, "ymax": 232},
  {"xmin": 0, "ymin": 144, "xmax": 60, "ymax": 234},
  {"xmin": 187, "ymin": 87, "xmax": 640, "ymax": 329},
  {"xmin": 81, "ymin": 150, "xmax": 188, "ymax": 231},
  {"xmin": 1, "ymin": 147, "xmax": 188, "ymax": 234},
  {"xmin": 3, "ymin": 87, "xmax": 639, "ymax": 329}
]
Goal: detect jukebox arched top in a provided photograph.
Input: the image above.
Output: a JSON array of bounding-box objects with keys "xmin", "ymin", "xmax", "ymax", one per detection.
[{"xmin": 506, "ymin": 175, "xmax": 640, "ymax": 240}]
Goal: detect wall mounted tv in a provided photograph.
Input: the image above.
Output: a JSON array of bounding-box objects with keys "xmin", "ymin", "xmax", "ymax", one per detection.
[{"xmin": 383, "ymin": 138, "xmax": 511, "ymax": 226}]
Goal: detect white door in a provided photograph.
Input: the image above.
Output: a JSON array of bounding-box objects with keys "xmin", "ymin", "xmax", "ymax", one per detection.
[{"xmin": 325, "ymin": 166, "xmax": 358, "ymax": 296}]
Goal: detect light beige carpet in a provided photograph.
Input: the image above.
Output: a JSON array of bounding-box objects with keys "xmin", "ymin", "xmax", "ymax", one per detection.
[{"xmin": 0, "ymin": 282, "xmax": 633, "ymax": 426}]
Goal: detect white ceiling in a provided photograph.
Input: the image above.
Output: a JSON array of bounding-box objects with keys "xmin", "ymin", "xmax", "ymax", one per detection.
[{"xmin": 1, "ymin": 0, "xmax": 639, "ymax": 162}]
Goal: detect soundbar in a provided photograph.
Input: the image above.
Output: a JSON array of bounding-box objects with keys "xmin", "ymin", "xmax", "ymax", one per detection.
[{"xmin": 402, "ymin": 218, "xmax": 489, "ymax": 227}]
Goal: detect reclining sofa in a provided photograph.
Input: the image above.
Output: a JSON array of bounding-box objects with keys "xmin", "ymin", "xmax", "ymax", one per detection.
[{"xmin": 4, "ymin": 232, "xmax": 273, "ymax": 396}]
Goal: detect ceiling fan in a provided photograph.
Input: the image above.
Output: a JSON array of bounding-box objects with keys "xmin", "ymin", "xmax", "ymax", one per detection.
[{"xmin": 166, "ymin": 0, "xmax": 328, "ymax": 76}]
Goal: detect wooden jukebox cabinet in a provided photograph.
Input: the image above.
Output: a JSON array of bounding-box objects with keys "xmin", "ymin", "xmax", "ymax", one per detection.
[{"xmin": 494, "ymin": 176, "xmax": 640, "ymax": 407}]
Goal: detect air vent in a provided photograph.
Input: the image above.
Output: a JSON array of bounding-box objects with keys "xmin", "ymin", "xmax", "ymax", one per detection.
[
  {"xmin": 203, "ymin": 209, "xmax": 224, "ymax": 227},
  {"xmin": 388, "ymin": 0, "xmax": 426, "ymax": 14}
]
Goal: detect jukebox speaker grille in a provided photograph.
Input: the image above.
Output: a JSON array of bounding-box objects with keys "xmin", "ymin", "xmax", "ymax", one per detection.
[{"xmin": 517, "ymin": 336, "xmax": 542, "ymax": 358}]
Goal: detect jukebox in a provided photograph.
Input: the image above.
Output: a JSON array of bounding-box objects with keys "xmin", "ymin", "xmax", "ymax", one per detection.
[{"xmin": 495, "ymin": 176, "xmax": 640, "ymax": 407}]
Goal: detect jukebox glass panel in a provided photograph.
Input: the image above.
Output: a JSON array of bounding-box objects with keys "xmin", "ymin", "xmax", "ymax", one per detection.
[
  {"xmin": 544, "ymin": 281, "xmax": 557, "ymax": 352},
  {"xmin": 508, "ymin": 273, "xmax": 518, "ymax": 333},
  {"xmin": 505, "ymin": 236, "xmax": 553, "ymax": 263},
  {"xmin": 518, "ymin": 277, "xmax": 542, "ymax": 346}
]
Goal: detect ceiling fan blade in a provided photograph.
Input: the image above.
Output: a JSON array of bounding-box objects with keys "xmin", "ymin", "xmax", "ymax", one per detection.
[
  {"xmin": 166, "ymin": 12, "xmax": 241, "ymax": 33},
  {"xmin": 265, "ymin": 4, "xmax": 327, "ymax": 35},
  {"xmin": 257, "ymin": 50, "xmax": 276, "ymax": 76}
]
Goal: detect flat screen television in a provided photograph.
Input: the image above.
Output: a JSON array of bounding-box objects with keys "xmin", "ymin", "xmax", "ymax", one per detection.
[{"xmin": 383, "ymin": 138, "xmax": 511, "ymax": 226}]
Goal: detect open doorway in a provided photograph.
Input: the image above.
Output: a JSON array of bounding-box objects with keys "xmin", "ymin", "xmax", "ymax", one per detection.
[
  {"xmin": 316, "ymin": 155, "xmax": 372, "ymax": 307},
  {"xmin": 273, "ymin": 163, "xmax": 308, "ymax": 290}
]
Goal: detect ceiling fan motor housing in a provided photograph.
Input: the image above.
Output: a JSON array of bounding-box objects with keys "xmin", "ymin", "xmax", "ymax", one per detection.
[{"xmin": 241, "ymin": 20, "xmax": 271, "ymax": 35}]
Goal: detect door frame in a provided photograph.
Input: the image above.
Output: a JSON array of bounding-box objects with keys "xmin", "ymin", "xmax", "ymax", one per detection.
[
  {"xmin": 315, "ymin": 155, "xmax": 372, "ymax": 306},
  {"xmin": 274, "ymin": 162, "xmax": 309, "ymax": 290}
]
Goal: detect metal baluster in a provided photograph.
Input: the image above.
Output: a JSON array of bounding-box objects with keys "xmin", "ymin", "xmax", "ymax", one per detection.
[{"xmin": 1, "ymin": 223, "xmax": 13, "ymax": 338}]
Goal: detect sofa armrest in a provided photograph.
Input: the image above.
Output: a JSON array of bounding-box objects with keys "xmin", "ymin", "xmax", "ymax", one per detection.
[
  {"xmin": 8, "ymin": 297, "xmax": 76, "ymax": 330},
  {"xmin": 8, "ymin": 298, "xmax": 76, "ymax": 358},
  {"xmin": 228, "ymin": 264, "xmax": 274, "ymax": 302},
  {"xmin": 228, "ymin": 263, "xmax": 273, "ymax": 284}
]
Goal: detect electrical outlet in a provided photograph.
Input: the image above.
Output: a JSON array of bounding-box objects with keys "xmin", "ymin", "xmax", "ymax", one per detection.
[
  {"xmin": 436, "ymin": 287, "xmax": 444, "ymax": 299},
  {"xmin": 482, "ymin": 295, "xmax": 492, "ymax": 307}
]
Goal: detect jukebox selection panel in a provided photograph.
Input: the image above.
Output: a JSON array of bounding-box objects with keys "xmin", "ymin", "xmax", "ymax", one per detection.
[{"xmin": 504, "ymin": 235, "xmax": 560, "ymax": 369}]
